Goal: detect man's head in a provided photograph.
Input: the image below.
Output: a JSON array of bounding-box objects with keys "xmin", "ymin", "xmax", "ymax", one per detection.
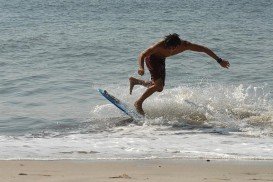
[{"xmin": 164, "ymin": 33, "xmax": 181, "ymax": 49}]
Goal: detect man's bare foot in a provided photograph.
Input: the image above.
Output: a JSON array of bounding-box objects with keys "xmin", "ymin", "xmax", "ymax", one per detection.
[
  {"xmin": 129, "ymin": 77, "xmax": 137, "ymax": 95},
  {"xmin": 134, "ymin": 101, "xmax": 145, "ymax": 115}
]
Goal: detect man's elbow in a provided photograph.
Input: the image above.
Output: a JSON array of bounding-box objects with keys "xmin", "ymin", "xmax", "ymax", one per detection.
[
  {"xmin": 140, "ymin": 51, "xmax": 149, "ymax": 59},
  {"xmin": 138, "ymin": 52, "xmax": 145, "ymax": 60},
  {"xmin": 138, "ymin": 52, "xmax": 147, "ymax": 62},
  {"xmin": 202, "ymin": 47, "xmax": 212, "ymax": 54}
]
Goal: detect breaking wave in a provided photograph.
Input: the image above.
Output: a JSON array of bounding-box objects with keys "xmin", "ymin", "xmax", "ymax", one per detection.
[{"xmin": 93, "ymin": 83, "xmax": 273, "ymax": 137}]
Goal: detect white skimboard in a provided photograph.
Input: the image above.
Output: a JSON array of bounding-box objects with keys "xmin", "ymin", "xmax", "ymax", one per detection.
[{"xmin": 98, "ymin": 88, "xmax": 144, "ymax": 120}]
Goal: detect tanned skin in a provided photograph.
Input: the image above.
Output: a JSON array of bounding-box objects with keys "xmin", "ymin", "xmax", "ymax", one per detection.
[{"xmin": 130, "ymin": 40, "xmax": 230, "ymax": 115}]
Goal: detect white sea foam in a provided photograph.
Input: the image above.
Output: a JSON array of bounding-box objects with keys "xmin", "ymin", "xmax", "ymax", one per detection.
[
  {"xmin": 2, "ymin": 84, "xmax": 272, "ymax": 160},
  {"xmin": 1, "ymin": 124, "xmax": 273, "ymax": 160},
  {"xmin": 95, "ymin": 83, "xmax": 273, "ymax": 136}
]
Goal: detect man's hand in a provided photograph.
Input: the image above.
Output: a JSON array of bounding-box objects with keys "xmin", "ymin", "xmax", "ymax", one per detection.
[
  {"xmin": 138, "ymin": 68, "xmax": 144, "ymax": 76},
  {"xmin": 220, "ymin": 59, "xmax": 230, "ymax": 69}
]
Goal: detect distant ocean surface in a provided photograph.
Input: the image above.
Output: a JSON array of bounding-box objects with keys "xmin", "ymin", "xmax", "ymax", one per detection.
[{"xmin": 1, "ymin": 0, "xmax": 273, "ymax": 160}]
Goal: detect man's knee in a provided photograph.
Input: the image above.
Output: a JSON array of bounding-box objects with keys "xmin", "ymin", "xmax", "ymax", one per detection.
[
  {"xmin": 153, "ymin": 79, "xmax": 164, "ymax": 92},
  {"xmin": 156, "ymin": 86, "xmax": 164, "ymax": 92}
]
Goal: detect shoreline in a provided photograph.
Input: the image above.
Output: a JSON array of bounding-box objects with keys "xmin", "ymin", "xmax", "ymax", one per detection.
[
  {"xmin": 1, "ymin": 156, "xmax": 273, "ymax": 161},
  {"xmin": 1, "ymin": 159, "xmax": 273, "ymax": 182}
]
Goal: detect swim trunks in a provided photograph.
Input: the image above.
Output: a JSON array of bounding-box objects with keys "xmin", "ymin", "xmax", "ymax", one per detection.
[{"xmin": 145, "ymin": 54, "xmax": 166, "ymax": 86}]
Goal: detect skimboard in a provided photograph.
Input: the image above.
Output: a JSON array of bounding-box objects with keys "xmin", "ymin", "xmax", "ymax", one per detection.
[{"xmin": 98, "ymin": 88, "xmax": 144, "ymax": 120}]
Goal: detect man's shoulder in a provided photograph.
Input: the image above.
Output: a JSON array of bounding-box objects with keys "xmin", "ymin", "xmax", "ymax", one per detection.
[
  {"xmin": 181, "ymin": 40, "xmax": 191, "ymax": 46},
  {"xmin": 152, "ymin": 40, "xmax": 164, "ymax": 48},
  {"xmin": 149, "ymin": 40, "xmax": 164, "ymax": 51},
  {"xmin": 179, "ymin": 40, "xmax": 192, "ymax": 49}
]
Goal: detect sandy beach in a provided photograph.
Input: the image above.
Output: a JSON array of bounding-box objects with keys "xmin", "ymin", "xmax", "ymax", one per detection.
[{"xmin": 1, "ymin": 159, "xmax": 273, "ymax": 182}]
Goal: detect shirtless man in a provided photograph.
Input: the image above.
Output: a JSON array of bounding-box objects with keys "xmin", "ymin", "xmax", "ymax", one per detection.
[{"xmin": 129, "ymin": 33, "xmax": 230, "ymax": 115}]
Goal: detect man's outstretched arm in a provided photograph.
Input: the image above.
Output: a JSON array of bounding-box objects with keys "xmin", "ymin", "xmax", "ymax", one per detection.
[{"xmin": 184, "ymin": 42, "xmax": 230, "ymax": 69}]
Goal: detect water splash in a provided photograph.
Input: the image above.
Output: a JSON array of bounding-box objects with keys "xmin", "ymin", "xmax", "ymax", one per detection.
[{"xmin": 93, "ymin": 83, "xmax": 273, "ymax": 137}]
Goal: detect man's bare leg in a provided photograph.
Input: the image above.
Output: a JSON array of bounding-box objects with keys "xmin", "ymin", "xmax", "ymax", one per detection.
[
  {"xmin": 129, "ymin": 77, "xmax": 151, "ymax": 95},
  {"xmin": 134, "ymin": 79, "xmax": 163, "ymax": 115}
]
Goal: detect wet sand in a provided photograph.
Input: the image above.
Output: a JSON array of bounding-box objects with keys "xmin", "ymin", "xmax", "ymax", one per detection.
[{"xmin": 1, "ymin": 159, "xmax": 273, "ymax": 182}]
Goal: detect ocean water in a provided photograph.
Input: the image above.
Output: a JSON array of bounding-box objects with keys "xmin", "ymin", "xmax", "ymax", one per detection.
[{"xmin": 0, "ymin": 0, "xmax": 273, "ymax": 160}]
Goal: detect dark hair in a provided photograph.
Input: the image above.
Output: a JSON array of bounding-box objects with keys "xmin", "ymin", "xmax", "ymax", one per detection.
[{"xmin": 164, "ymin": 33, "xmax": 181, "ymax": 48}]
